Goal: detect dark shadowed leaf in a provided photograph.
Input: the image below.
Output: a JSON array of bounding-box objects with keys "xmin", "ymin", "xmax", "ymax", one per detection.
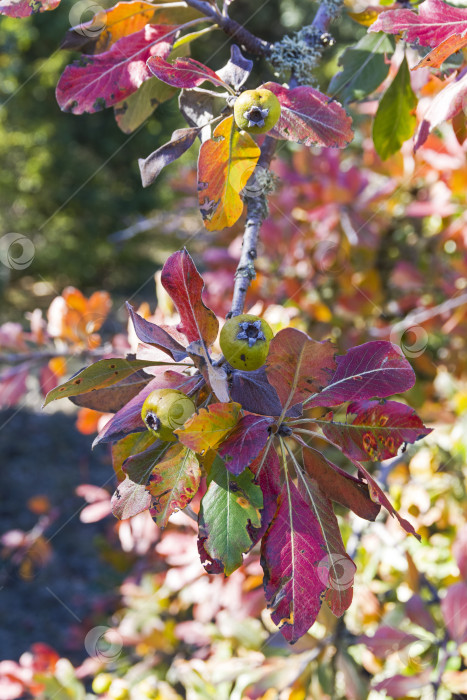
[
  {"xmin": 147, "ymin": 56, "xmax": 229, "ymax": 89},
  {"xmin": 126, "ymin": 302, "xmax": 188, "ymax": 359},
  {"xmin": 122, "ymin": 440, "xmax": 171, "ymax": 483},
  {"xmin": 306, "ymin": 341, "xmax": 415, "ymax": 408},
  {"xmin": 56, "ymin": 25, "xmax": 177, "ymax": 114},
  {"xmin": 263, "ymin": 82, "xmax": 353, "ymax": 148},
  {"xmin": 302, "ymin": 446, "xmax": 381, "ymax": 521},
  {"xmin": 139, "ymin": 127, "xmax": 199, "ymax": 187},
  {"xmin": 44, "ymin": 358, "xmax": 160, "ymax": 406},
  {"xmin": 198, "ymin": 456, "xmax": 262, "ymax": 575},
  {"xmin": 321, "ymin": 399, "xmax": 431, "ymax": 461},
  {"xmin": 111, "ymin": 431, "xmax": 157, "ymax": 482},
  {"xmin": 114, "ymin": 76, "xmax": 176, "ymax": 134},
  {"xmin": 373, "ymin": 56, "xmax": 417, "ymax": 160},
  {"xmin": 178, "ymin": 88, "xmax": 225, "ymax": 142},
  {"xmin": 148, "ymin": 443, "xmax": 200, "ymax": 527},
  {"xmin": 266, "ymin": 328, "xmax": 336, "ymax": 410},
  {"xmin": 230, "ymin": 366, "xmax": 284, "ymax": 416},
  {"xmin": 249, "ymin": 445, "xmax": 281, "ymax": 545},
  {"xmin": 161, "ymin": 249, "xmax": 219, "ymax": 345},
  {"xmin": 218, "ymin": 413, "xmax": 274, "ymax": 475}
]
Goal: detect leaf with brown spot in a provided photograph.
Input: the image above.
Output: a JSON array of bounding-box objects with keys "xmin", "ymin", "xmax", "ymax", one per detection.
[
  {"xmin": 147, "ymin": 443, "xmax": 200, "ymax": 527},
  {"xmin": 175, "ymin": 402, "xmax": 241, "ymax": 455}
]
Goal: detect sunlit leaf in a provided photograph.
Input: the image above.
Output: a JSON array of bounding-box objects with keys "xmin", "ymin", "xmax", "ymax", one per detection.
[
  {"xmin": 0, "ymin": 0, "xmax": 59, "ymax": 18},
  {"xmin": 148, "ymin": 443, "xmax": 200, "ymax": 527},
  {"xmin": 147, "ymin": 56, "xmax": 229, "ymax": 89},
  {"xmin": 175, "ymin": 401, "xmax": 241, "ymax": 454}
]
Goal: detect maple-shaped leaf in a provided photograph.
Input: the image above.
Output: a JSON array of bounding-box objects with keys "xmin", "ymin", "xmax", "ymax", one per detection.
[
  {"xmin": 414, "ymin": 70, "xmax": 467, "ymax": 151},
  {"xmin": 111, "ymin": 476, "xmax": 151, "ymax": 519},
  {"xmin": 302, "ymin": 446, "xmax": 381, "ymax": 521},
  {"xmin": 175, "ymin": 401, "xmax": 241, "ymax": 454},
  {"xmin": 147, "ymin": 443, "xmax": 200, "ymax": 527},
  {"xmin": 197, "ymin": 115, "xmax": 261, "ymax": 231},
  {"xmin": 43, "ymin": 358, "xmax": 159, "ymax": 406},
  {"xmin": 369, "ymin": 0, "xmax": 467, "ymax": 48},
  {"xmin": 262, "ymin": 82, "xmax": 353, "ymax": 148},
  {"xmin": 139, "ymin": 127, "xmax": 199, "ymax": 187},
  {"xmin": 261, "ymin": 479, "xmax": 328, "ymax": 643},
  {"xmin": 305, "ymin": 341, "xmax": 415, "ymax": 409},
  {"xmin": 249, "ymin": 445, "xmax": 282, "ymax": 545},
  {"xmin": 161, "ymin": 249, "xmax": 219, "ymax": 346},
  {"xmin": 297, "ymin": 471, "xmax": 356, "ymax": 617},
  {"xmin": 321, "ymin": 399, "xmax": 431, "ymax": 462},
  {"xmin": 0, "ymin": 0, "xmax": 59, "ymax": 18},
  {"xmin": 198, "ymin": 456, "xmax": 262, "ymax": 575},
  {"xmin": 126, "ymin": 302, "xmax": 188, "ymax": 360},
  {"xmin": 147, "ymin": 56, "xmax": 230, "ymax": 90},
  {"xmin": 217, "ymin": 413, "xmax": 274, "ymax": 475},
  {"xmin": 93, "ymin": 371, "xmax": 202, "ymax": 445},
  {"xmin": 56, "ymin": 25, "xmax": 177, "ymax": 114},
  {"xmin": 266, "ymin": 328, "xmax": 336, "ymax": 411}
]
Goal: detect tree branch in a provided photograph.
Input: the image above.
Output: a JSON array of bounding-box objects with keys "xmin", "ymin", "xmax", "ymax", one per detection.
[{"xmin": 184, "ymin": 0, "xmax": 271, "ymax": 55}]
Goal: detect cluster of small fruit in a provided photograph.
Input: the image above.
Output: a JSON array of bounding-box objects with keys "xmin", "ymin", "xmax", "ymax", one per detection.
[{"xmin": 141, "ymin": 314, "xmax": 273, "ymax": 438}]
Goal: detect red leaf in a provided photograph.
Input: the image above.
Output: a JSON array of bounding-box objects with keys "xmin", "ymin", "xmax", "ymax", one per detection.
[
  {"xmin": 262, "ymin": 82, "xmax": 353, "ymax": 148},
  {"xmin": 56, "ymin": 25, "xmax": 177, "ymax": 114},
  {"xmin": 161, "ymin": 248, "xmax": 219, "ymax": 346},
  {"xmin": 266, "ymin": 328, "xmax": 336, "ymax": 410},
  {"xmin": 406, "ymin": 594, "xmax": 436, "ymax": 633},
  {"xmin": 414, "ymin": 71, "xmax": 467, "ymax": 151},
  {"xmin": 322, "ymin": 399, "xmax": 431, "ymax": 462},
  {"xmin": 147, "ymin": 56, "xmax": 229, "ymax": 89},
  {"xmin": 302, "ymin": 446, "xmax": 381, "ymax": 521},
  {"xmin": 370, "ymin": 0, "xmax": 467, "ymax": 47},
  {"xmin": 0, "ymin": 0, "xmax": 59, "ymax": 18},
  {"xmin": 126, "ymin": 302, "xmax": 188, "ymax": 360},
  {"xmin": 261, "ymin": 480, "xmax": 327, "ymax": 642},
  {"xmin": 306, "ymin": 341, "xmax": 415, "ymax": 409},
  {"xmin": 249, "ymin": 446, "xmax": 281, "ymax": 545},
  {"xmin": 218, "ymin": 414, "xmax": 274, "ymax": 475},
  {"xmin": 0, "ymin": 364, "xmax": 28, "ymax": 407},
  {"xmin": 441, "ymin": 582, "xmax": 467, "ymax": 644}
]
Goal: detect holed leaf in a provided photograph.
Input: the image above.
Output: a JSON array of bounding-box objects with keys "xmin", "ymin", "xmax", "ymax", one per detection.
[
  {"xmin": 161, "ymin": 248, "xmax": 219, "ymax": 346},
  {"xmin": 147, "ymin": 443, "xmax": 200, "ymax": 527},
  {"xmin": 197, "ymin": 115, "xmax": 261, "ymax": 231},
  {"xmin": 198, "ymin": 456, "xmax": 262, "ymax": 575}
]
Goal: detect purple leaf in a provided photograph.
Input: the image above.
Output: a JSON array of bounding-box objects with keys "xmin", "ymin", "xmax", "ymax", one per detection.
[
  {"xmin": 249, "ymin": 446, "xmax": 281, "ymax": 545},
  {"xmin": 307, "ymin": 341, "xmax": 415, "ymax": 408},
  {"xmin": 356, "ymin": 626, "xmax": 420, "ymax": 658},
  {"xmin": 373, "ymin": 671, "xmax": 431, "ymax": 696},
  {"xmin": 230, "ymin": 366, "xmax": 286, "ymax": 416},
  {"xmin": 0, "ymin": 0, "xmax": 60, "ymax": 18},
  {"xmin": 126, "ymin": 302, "xmax": 188, "ymax": 360},
  {"xmin": 218, "ymin": 414, "xmax": 274, "ymax": 475},
  {"xmin": 111, "ymin": 476, "xmax": 151, "ymax": 519},
  {"xmin": 414, "ymin": 70, "xmax": 467, "ymax": 151},
  {"xmin": 139, "ymin": 127, "xmax": 200, "ymax": 187},
  {"xmin": 217, "ymin": 44, "xmax": 253, "ymax": 91},
  {"xmin": 441, "ymin": 582, "xmax": 467, "ymax": 644},
  {"xmin": 321, "ymin": 399, "xmax": 431, "ymax": 462},
  {"xmin": 262, "ymin": 82, "xmax": 353, "ymax": 148}
]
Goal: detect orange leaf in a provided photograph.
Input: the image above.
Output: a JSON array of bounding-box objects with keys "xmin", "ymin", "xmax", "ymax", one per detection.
[
  {"xmin": 175, "ymin": 402, "xmax": 241, "ymax": 454},
  {"xmin": 197, "ymin": 115, "xmax": 261, "ymax": 231},
  {"xmin": 412, "ymin": 33, "xmax": 467, "ymax": 70}
]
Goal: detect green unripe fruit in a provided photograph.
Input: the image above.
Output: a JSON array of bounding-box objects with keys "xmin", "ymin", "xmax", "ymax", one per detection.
[
  {"xmin": 141, "ymin": 389, "xmax": 195, "ymax": 442},
  {"xmin": 233, "ymin": 89, "xmax": 281, "ymax": 134},
  {"xmin": 220, "ymin": 314, "xmax": 273, "ymax": 371},
  {"xmin": 92, "ymin": 673, "xmax": 113, "ymax": 695}
]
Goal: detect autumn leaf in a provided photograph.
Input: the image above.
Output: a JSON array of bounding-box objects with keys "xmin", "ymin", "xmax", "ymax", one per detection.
[
  {"xmin": 147, "ymin": 443, "xmax": 200, "ymax": 527},
  {"xmin": 111, "ymin": 476, "xmax": 151, "ymax": 519},
  {"xmin": 198, "ymin": 456, "xmax": 262, "ymax": 575},
  {"xmin": 114, "ymin": 76, "xmax": 176, "ymax": 134},
  {"xmin": 147, "ymin": 56, "xmax": 230, "ymax": 90},
  {"xmin": 175, "ymin": 402, "xmax": 241, "ymax": 454},
  {"xmin": 266, "ymin": 328, "xmax": 336, "ymax": 410},
  {"xmin": 111, "ymin": 431, "xmax": 156, "ymax": 483},
  {"xmin": 414, "ymin": 70, "xmax": 467, "ymax": 151},
  {"xmin": 197, "ymin": 115, "xmax": 261, "ymax": 231},
  {"xmin": 56, "ymin": 25, "xmax": 177, "ymax": 114},
  {"xmin": 262, "ymin": 82, "xmax": 353, "ymax": 148},
  {"xmin": 126, "ymin": 302, "xmax": 188, "ymax": 360},
  {"xmin": 43, "ymin": 358, "xmax": 160, "ymax": 406},
  {"xmin": 413, "ymin": 34, "xmax": 467, "ymax": 70},
  {"xmin": 217, "ymin": 413, "xmax": 274, "ymax": 475},
  {"xmin": 160, "ymin": 249, "xmax": 219, "ymax": 346},
  {"xmin": 139, "ymin": 127, "xmax": 200, "ymax": 187},
  {"xmin": 0, "ymin": 0, "xmax": 59, "ymax": 18}
]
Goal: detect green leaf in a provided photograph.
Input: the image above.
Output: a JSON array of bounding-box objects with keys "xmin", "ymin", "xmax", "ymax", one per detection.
[
  {"xmin": 373, "ymin": 56, "xmax": 417, "ymax": 160},
  {"xmin": 198, "ymin": 456, "xmax": 263, "ymax": 575},
  {"xmin": 329, "ymin": 33, "xmax": 394, "ymax": 103},
  {"xmin": 43, "ymin": 358, "xmax": 161, "ymax": 406}
]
